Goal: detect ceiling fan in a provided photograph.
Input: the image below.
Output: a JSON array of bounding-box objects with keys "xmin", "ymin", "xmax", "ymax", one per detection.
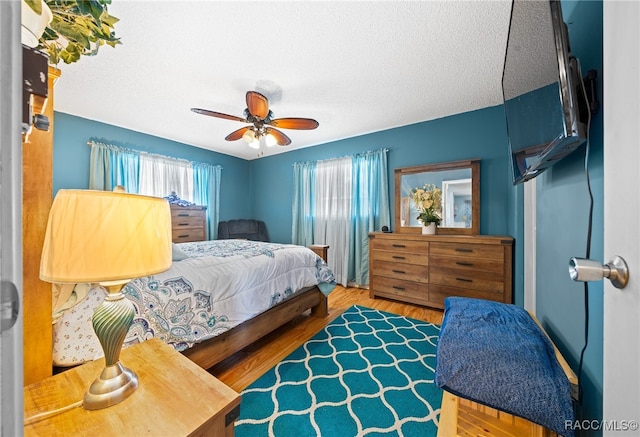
[{"xmin": 191, "ymin": 91, "xmax": 319, "ymax": 148}]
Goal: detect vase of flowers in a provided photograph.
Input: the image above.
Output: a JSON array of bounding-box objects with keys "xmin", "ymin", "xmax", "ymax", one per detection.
[
  {"xmin": 420, "ymin": 222, "xmax": 436, "ymax": 235},
  {"xmin": 410, "ymin": 184, "xmax": 442, "ymax": 235}
]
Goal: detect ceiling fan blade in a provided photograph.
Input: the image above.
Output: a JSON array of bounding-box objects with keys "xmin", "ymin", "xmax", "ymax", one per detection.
[
  {"xmin": 269, "ymin": 117, "xmax": 319, "ymax": 130},
  {"xmin": 246, "ymin": 91, "xmax": 269, "ymax": 120},
  {"xmin": 191, "ymin": 108, "xmax": 246, "ymax": 123},
  {"xmin": 225, "ymin": 126, "xmax": 250, "ymax": 141},
  {"xmin": 265, "ymin": 127, "xmax": 291, "ymax": 146}
]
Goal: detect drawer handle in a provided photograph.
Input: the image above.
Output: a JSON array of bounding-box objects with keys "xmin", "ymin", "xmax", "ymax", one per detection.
[
  {"xmin": 392, "ymin": 244, "xmax": 406, "ymax": 248},
  {"xmin": 392, "ymin": 286, "xmax": 406, "ymax": 291},
  {"xmin": 456, "ymin": 261, "xmax": 474, "ymax": 267},
  {"xmin": 178, "ymin": 234, "xmax": 190, "ymax": 238},
  {"xmin": 456, "ymin": 277, "xmax": 473, "ymax": 283},
  {"xmin": 177, "ymin": 213, "xmax": 189, "ymax": 217},
  {"xmin": 455, "ymin": 248, "xmax": 473, "ymax": 253},
  {"xmin": 392, "ymin": 270, "xmax": 406, "ymax": 274},
  {"xmin": 392, "ymin": 256, "xmax": 406, "ymax": 260},
  {"xmin": 178, "ymin": 223, "xmax": 190, "ymax": 226}
]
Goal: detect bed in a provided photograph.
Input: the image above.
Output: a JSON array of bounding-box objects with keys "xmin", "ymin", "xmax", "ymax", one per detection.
[{"xmin": 52, "ymin": 239, "xmax": 336, "ymax": 370}]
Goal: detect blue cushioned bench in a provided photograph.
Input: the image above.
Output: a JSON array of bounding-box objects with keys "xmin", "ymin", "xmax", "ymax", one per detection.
[{"xmin": 435, "ymin": 297, "xmax": 578, "ymax": 437}]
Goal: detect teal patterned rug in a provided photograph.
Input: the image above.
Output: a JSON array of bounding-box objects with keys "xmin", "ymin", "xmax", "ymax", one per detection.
[{"xmin": 235, "ymin": 305, "xmax": 442, "ymax": 437}]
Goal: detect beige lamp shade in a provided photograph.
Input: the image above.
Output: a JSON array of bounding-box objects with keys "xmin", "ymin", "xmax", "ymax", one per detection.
[{"xmin": 40, "ymin": 190, "xmax": 172, "ymax": 284}]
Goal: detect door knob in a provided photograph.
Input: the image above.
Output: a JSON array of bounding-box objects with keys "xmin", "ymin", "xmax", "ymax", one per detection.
[
  {"xmin": 568, "ymin": 256, "xmax": 629, "ymax": 289},
  {"xmin": 1, "ymin": 281, "xmax": 19, "ymax": 332}
]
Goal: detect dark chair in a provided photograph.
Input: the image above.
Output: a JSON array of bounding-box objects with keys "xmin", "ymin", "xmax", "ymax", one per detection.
[{"xmin": 217, "ymin": 219, "xmax": 270, "ymax": 242}]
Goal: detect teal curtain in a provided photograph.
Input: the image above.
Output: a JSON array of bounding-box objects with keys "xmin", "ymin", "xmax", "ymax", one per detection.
[
  {"xmin": 89, "ymin": 142, "xmax": 113, "ymax": 190},
  {"xmin": 291, "ymin": 161, "xmax": 316, "ymax": 246},
  {"xmin": 349, "ymin": 149, "xmax": 390, "ymax": 285},
  {"xmin": 113, "ymin": 149, "xmax": 140, "ymax": 193},
  {"xmin": 88, "ymin": 142, "xmax": 140, "ymax": 192},
  {"xmin": 193, "ymin": 162, "xmax": 222, "ymax": 239}
]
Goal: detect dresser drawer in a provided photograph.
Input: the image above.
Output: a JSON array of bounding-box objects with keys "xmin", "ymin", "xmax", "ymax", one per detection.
[
  {"xmin": 171, "ymin": 215, "xmax": 205, "ymax": 229},
  {"xmin": 372, "ymin": 260, "xmax": 428, "ymax": 284},
  {"xmin": 371, "ymin": 250, "xmax": 429, "ymax": 266},
  {"xmin": 171, "ymin": 208, "xmax": 206, "ymax": 220},
  {"xmin": 371, "ymin": 238, "xmax": 429, "ymax": 254},
  {"xmin": 429, "ymin": 284, "xmax": 505, "ymax": 307},
  {"xmin": 430, "ymin": 267, "xmax": 504, "ymax": 293},
  {"xmin": 371, "ymin": 275, "xmax": 429, "ymax": 305},
  {"xmin": 429, "ymin": 254, "xmax": 503, "ymax": 274},
  {"xmin": 172, "ymin": 228, "xmax": 206, "ymax": 243},
  {"xmin": 430, "ymin": 242, "xmax": 504, "ymax": 260}
]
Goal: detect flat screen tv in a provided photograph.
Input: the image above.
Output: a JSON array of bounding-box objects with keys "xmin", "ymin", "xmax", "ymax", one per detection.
[{"xmin": 502, "ymin": 0, "xmax": 588, "ymax": 184}]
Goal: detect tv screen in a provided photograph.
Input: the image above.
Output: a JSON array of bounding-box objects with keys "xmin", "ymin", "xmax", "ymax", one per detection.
[{"xmin": 502, "ymin": 0, "xmax": 587, "ymax": 184}]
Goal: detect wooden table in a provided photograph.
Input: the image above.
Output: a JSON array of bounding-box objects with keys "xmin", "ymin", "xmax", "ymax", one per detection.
[{"xmin": 24, "ymin": 338, "xmax": 241, "ymax": 436}]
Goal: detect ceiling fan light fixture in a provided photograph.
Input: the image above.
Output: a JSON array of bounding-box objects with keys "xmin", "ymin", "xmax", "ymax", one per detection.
[
  {"xmin": 242, "ymin": 129, "xmax": 256, "ymax": 143},
  {"xmin": 265, "ymin": 133, "xmax": 277, "ymax": 147},
  {"xmin": 248, "ymin": 136, "xmax": 260, "ymax": 149},
  {"xmin": 192, "ymin": 90, "xmax": 319, "ymax": 149}
]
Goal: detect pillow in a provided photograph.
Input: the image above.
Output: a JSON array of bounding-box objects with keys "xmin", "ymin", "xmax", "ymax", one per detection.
[
  {"xmin": 435, "ymin": 297, "xmax": 574, "ymax": 436},
  {"xmin": 52, "ymin": 282, "xmax": 91, "ymax": 322},
  {"xmin": 172, "ymin": 243, "xmax": 190, "ymax": 261},
  {"xmin": 53, "ymin": 285, "xmax": 107, "ymax": 366}
]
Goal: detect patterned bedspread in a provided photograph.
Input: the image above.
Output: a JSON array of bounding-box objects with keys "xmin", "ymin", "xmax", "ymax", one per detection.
[{"xmin": 52, "ymin": 240, "xmax": 336, "ymax": 366}]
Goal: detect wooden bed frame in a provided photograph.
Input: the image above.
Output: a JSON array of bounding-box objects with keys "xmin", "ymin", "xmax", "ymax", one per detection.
[
  {"xmin": 183, "ymin": 285, "xmax": 328, "ymax": 369},
  {"xmin": 437, "ymin": 312, "xmax": 578, "ymax": 437},
  {"xmin": 183, "ymin": 245, "xmax": 330, "ymax": 369}
]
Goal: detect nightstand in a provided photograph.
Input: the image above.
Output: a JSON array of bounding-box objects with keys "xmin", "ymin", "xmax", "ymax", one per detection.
[
  {"xmin": 308, "ymin": 244, "xmax": 329, "ymax": 262},
  {"xmin": 24, "ymin": 338, "xmax": 241, "ymax": 436}
]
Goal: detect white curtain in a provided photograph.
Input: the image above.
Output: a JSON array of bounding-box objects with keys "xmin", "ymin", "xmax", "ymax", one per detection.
[
  {"xmin": 314, "ymin": 157, "xmax": 352, "ymax": 285},
  {"xmin": 138, "ymin": 153, "xmax": 193, "ymax": 201}
]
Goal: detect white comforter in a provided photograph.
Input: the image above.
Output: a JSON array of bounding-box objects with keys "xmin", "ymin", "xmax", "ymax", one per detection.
[{"xmin": 52, "ymin": 240, "xmax": 336, "ymax": 366}]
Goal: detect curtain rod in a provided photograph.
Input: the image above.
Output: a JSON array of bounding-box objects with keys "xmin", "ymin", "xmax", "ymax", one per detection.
[
  {"xmin": 292, "ymin": 147, "xmax": 389, "ymax": 166},
  {"xmin": 87, "ymin": 140, "xmax": 222, "ymax": 169}
]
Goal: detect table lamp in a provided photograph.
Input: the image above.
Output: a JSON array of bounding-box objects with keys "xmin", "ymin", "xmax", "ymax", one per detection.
[{"xmin": 40, "ymin": 189, "xmax": 172, "ymax": 410}]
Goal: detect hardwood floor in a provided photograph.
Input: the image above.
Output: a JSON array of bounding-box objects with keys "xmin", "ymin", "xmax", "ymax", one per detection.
[{"xmin": 208, "ymin": 285, "xmax": 443, "ymax": 392}]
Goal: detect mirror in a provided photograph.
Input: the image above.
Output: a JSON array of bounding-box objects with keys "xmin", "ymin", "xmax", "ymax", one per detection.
[{"xmin": 395, "ymin": 159, "xmax": 480, "ymax": 235}]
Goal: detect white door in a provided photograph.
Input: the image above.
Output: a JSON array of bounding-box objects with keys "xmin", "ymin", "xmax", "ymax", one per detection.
[
  {"xmin": 0, "ymin": 0, "xmax": 23, "ymax": 435},
  {"xmin": 603, "ymin": 1, "xmax": 640, "ymax": 431}
]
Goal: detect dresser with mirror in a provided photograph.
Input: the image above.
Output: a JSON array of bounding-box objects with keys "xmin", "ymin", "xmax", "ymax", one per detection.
[{"xmin": 369, "ymin": 159, "xmax": 513, "ymax": 309}]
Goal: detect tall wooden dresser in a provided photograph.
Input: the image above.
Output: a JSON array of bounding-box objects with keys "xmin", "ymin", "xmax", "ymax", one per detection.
[
  {"xmin": 23, "ymin": 66, "xmax": 60, "ymax": 385},
  {"xmin": 170, "ymin": 204, "xmax": 207, "ymax": 243},
  {"xmin": 369, "ymin": 232, "xmax": 513, "ymax": 309}
]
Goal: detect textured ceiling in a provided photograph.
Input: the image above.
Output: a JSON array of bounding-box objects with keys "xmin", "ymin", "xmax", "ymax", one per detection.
[{"xmin": 52, "ymin": 1, "xmax": 513, "ymax": 160}]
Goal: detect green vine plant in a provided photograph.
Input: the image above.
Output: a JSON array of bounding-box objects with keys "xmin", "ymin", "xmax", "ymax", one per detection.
[{"xmin": 24, "ymin": 0, "xmax": 120, "ymax": 65}]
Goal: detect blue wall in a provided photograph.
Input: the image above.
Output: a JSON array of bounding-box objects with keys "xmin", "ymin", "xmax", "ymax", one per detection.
[
  {"xmin": 52, "ymin": 113, "xmax": 251, "ymax": 221},
  {"xmin": 535, "ymin": 0, "xmax": 603, "ymax": 431},
  {"xmin": 53, "ymin": 3, "xmax": 605, "ymax": 424},
  {"xmin": 53, "ymin": 106, "xmax": 518, "ymax": 299},
  {"xmin": 250, "ymin": 105, "xmax": 518, "ymax": 303},
  {"xmin": 250, "ymin": 106, "xmax": 511, "ymax": 241}
]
